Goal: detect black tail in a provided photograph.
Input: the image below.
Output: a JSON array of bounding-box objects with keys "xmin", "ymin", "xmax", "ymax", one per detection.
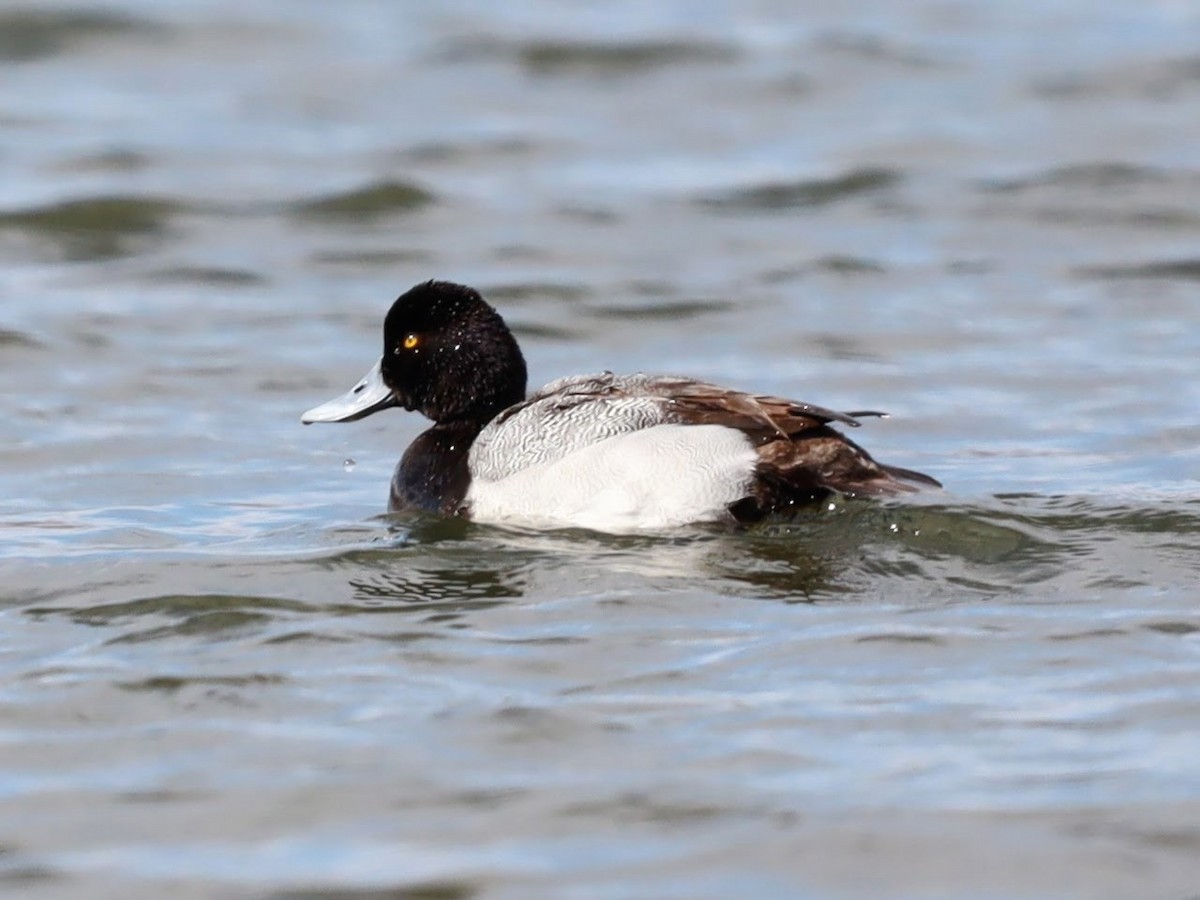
[{"xmin": 880, "ymin": 462, "xmax": 942, "ymax": 490}]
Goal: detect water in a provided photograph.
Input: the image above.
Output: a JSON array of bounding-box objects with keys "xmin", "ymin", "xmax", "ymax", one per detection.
[{"xmin": 2, "ymin": 1, "xmax": 1200, "ymax": 896}]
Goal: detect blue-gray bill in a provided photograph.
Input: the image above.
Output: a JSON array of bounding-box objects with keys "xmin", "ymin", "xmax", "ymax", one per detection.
[{"xmin": 300, "ymin": 359, "xmax": 397, "ymax": 424}]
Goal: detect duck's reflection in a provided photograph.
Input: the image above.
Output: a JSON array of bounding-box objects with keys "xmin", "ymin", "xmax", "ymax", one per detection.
[{"xmin": 332, "ymin": 499, "xmax": 1051, "ymax": 620}]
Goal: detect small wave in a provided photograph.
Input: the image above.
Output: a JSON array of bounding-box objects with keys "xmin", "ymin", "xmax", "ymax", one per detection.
[
  {"xmin": 586, "ymin": 299, "xmax": 732, "ymax": 321},
  {"xmin": 696, "ymin": 168, "xmax": 900, "ymax": 212},
  {"xmin": 310, "ymin": 248, "xmax": 434, "ymax": 268},
  {"xmin": 1076, "ymin": 259, "xmax": 1200, "ymax": 282},
  {"xmin": 289, "ymin": 180, "xmax": 436, "ymax": 223},
  {"xmin": 975, "ymin": 164, "xmax": 1200, "ymax": 232},
  {"xmin": 0, "ymin": 9, "xmax": 165, "ymax": 63},
  {"xmin": 25, "ymin": 592, "xmax": 307, "ymax": 645},
  {"xmin": 142, "ymin": 266, "xmax": 267, "ymax": 287},
  {"xmin": 1034, "ymin": 54, "xmax": 1200, "ymax": 101},
  {"xmin": 0, "ymin": 195, "xmax": 186, "ymax": 261},
  {"xmin": 438, "ymin": 36, "xmax": 737, "ymax": 76},
  {"xmin": 0, "ymin": 328, "xmax": 44, "ymax": 350},
  {"xmin": 980, "ymin": 163, "xmax": 1171, "ymax": 193},
  {"xmin": 481, "ymin": 282, "xmax": 590, "ymax": 304}
]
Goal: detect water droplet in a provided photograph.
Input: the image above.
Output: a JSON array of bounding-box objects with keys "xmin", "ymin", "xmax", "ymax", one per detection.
[{"xmin": 343, "ymin": 458, "xmax": 356, "ymax": 472}]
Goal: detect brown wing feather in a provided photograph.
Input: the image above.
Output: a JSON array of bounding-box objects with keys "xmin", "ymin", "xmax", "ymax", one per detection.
[
  {"xmin": 648, "ymin": 379, "xmax": 865, "ymax": 439},
  {"xmin": 637, "ymin": 378, "xmax": 939, "ymax": 517},
  {"xmin": 494, "ymin": 372, "xmax": 939, "ymax": 521},
  {"xmin": 756, "ymin": 430, "xmax": 938, "ymax": 497}
]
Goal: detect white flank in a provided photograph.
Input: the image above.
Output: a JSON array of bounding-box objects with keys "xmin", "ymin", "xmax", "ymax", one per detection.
[{"xmin": 464, "ymin": 424, "xmax": 758, "ymax": 533}]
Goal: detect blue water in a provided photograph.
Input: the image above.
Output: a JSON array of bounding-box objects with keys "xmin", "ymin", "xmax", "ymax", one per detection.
[{"xmin": 2, "ymin": 1, "xmax": 1200, "ymax": 897}]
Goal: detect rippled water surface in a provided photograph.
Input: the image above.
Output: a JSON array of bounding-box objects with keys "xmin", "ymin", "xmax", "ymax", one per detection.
[{"xmin": 3, "ymin": 1, "xmax": 1200, "ymax": 897}]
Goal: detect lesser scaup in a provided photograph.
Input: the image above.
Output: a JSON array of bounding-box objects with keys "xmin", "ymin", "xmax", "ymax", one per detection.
[{"xmin": 302, "ymin": 280, "xmax": 940, "ymax": 531}]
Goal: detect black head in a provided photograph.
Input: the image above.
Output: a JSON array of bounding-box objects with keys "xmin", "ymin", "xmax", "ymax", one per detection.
[{"xmin": 380, "ymin": 280, "xmax": 528, "ymax": 423}]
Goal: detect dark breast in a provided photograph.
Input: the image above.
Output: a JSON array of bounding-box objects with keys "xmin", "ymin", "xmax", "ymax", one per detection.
[{"xmin": 389, "ymin": 423, "xmax": 475, "ymax": 515}]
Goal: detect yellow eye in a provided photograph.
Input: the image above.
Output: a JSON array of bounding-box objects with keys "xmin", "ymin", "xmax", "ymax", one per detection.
[{"xmin": 402, "ymin": 333, "xmax": 419, "ymax": 350}]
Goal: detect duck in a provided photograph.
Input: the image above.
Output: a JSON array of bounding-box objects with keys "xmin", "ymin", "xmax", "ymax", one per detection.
[{"xmin": 302, "ymin": 280, "xmax": 940, "ymax": 532}]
